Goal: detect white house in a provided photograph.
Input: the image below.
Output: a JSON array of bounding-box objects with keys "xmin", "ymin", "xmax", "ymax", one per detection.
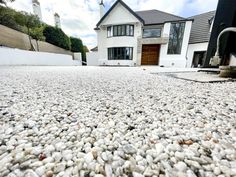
[
  {"xmin": 95, "ymin": 0, "xmax": 193, "ymax": 67},
  {"xmin": 187, "ymin": 11, "xmax": 215, "ymax": 68}
]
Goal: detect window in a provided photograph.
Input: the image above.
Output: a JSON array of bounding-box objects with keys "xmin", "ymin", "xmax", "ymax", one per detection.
[
  {"xmin": 143, "ymin": 28, "xmax": 161, "ymax": 38},
  {"xmin": 107, "ymin": 26, "xmax": 112, "ymax": 37},
  {"xmin": 108, "ymin": 47, "xmax": 133, "ymax": 60},
  {"xmin": 167, "ymin": 22, "xmax": 185, "ymax": 54},
  {"xmin": 107, "ymin": 25, "xmax": 134, "ymax": 37}
]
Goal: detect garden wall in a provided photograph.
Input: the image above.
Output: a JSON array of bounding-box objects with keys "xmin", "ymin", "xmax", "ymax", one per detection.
[
  {"xmin": 0, "ymin": 48, "xmax": 80, "ymax": 66},
  {"xmin": 0, "ymin": 24, "xmax": 73, "ymax": 56}
]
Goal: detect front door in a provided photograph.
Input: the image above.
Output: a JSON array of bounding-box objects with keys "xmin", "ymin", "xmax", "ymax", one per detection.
[{"xmin": 141, "ymin": 44, "xmax": 160, "ymax": 65}]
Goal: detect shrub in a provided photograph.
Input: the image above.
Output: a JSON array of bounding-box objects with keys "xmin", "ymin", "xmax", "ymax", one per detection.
[
  {"xmin": 70, "ymin": 37, "xmax": 87, "ymax": 62},
  {"xmin": 43, "ymin": 26, "xmax": 71, "ymax": 50},
  {"xmin": 0, "ymin": 6, "xmax": 23, "ymax": 31}
]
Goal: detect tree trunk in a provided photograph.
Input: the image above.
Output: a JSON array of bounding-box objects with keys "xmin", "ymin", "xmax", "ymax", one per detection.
[
  {"xmin": 27, "ymin": 27, "xmax": 33, "ymax": 51},
  {"xmin": 36, "ymin": 40, "xmax": 39, "ymax": 51}
]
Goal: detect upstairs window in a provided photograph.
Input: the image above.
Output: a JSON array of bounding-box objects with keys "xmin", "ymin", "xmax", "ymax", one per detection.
[
  {"xmin": 143, "ymin": 28, "xmax": 161, "ymax": 38},
  {"xmin": 168, "ymin": 22, "xmax": 185, "ymax": 54},
  {"xmin": 107, "ymin": 25, "xmax": 134, "ymax": 37},
  {"xmin": 107, "ymin": 26, "xmax": 112, "ymax": 37}
]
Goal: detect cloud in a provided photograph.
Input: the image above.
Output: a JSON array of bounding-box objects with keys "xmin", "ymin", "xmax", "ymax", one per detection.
[{"xmin": 9, "ymin": 0, "xmax": 218, "ymax": 49}]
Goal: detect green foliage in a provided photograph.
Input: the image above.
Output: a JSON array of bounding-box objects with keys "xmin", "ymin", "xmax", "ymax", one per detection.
[
  {"xmin": 43, "ymin": 26, "xmax": 71, "ymax": 50},
  {"xmin": 70, "ymin": 37, "xmax": 83, "ymax": 52},
  {"xmin": 15, "ymin": 12, "xmax": 41, "ymax": 30},
  {"xmin": 0, "ymin": 5, "xmax": 87, "ymax": 53},
  {"xmin": 70, "ymin": 37, "xmax": 88, "ymax": 62},
  {"xmin": 0, "ymin": 6, "xmax": 23, "ymax": 31},
  {"xmin": 30, "ymin": 26, "xmax": 45, "ymax": 41},
  {"xmin": 0, "ymin": 6, "xmax": 41, "ymax": 33},
  {"xmin": 83, "ymin": 46, "xmax": 89, "ymax": 53}
]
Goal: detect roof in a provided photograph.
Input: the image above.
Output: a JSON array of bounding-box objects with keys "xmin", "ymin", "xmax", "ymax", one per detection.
[
  {"xmin": 135, "ymin": 10, "xmax": 186, "ymax": 25},
  {"xmin": 96, "ymin": 0, "xmax": 144, "ymax": 27},
  {"xmin": 90, "ymin": 46, "xmax": 98, "ymax": 52},
  {"xmin": 96, "ymin": 0, "xmax": 191, "ymax": 27},
  {"xmin": 189, "ymin": 11, "xmax": 216, "ymax": 44}
]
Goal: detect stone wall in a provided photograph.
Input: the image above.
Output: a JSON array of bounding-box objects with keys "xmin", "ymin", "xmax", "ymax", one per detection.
[{"xmin": 0, "ymin": 24, "xmax": 73, "ymax": 56}]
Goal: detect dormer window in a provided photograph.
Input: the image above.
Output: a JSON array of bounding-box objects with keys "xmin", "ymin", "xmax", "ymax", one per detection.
[{"xmin": 107, "ymin": 25, "xmax": 134, "ymax": 37}]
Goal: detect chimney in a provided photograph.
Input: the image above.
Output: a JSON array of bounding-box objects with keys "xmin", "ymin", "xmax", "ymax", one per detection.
[
  {"xmin": 32, "ymin": 0, "xmax": 43, "ymax": 21},
  {"xmin": 54, "ymin": 13, "xmax": 61, "ymax": 28},
  {"xmin": 99, "ymin": 0, "xmax": 105, "ymax": 19}
]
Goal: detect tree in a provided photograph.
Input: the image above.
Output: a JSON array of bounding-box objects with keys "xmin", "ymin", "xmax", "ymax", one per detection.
[
  {"xmin": 16, "ymin": 12, "xmax": 41, "ymax": 50},
  {"xmin": 30, "ymin": 26, "xmax": 45, "ymax": 51},
  {"xmin": 70, "ymin": 37, "xmax": 83, "ymax": 52},
  {"xmin": 0, "ymin": 6, "xmax": 22, "ymax": 31},
  {"xmin": 70, "ymin": 37, "xmax": 87, "ymax": 63},
  {"xmin": 43, "ymin": 25, "xmax": 71, "ymax": 50},
  {"xmin": 83, "ymin": 46, "xmax": 89, "ymax": 53}
]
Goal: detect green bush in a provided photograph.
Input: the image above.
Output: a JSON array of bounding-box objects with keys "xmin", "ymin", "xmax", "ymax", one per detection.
[
  {"xmin": 43, "ymin": 26, "xmax": 71, "ymax": 50},
  {"xmin": 0, "ymin": 6, "xmax": 23, "ymax": 32},
  {"xmin": 70, "ymin": 37, "xmax": 83, "ymax": 52},
  {"xmin": 70, "ymin": 37, "xmax": 87, "ymax": 62}
]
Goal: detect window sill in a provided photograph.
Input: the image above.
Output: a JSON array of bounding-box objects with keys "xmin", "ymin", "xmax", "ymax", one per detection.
[{"xmin": 107, "ymin": 36, "xmax": 134, "ymax": 38}]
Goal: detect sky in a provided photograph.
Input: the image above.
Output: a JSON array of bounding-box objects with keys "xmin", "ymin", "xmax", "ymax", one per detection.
[{"xmin": 9, "ymin": 0, "xmax": 218, "ymax": 49}]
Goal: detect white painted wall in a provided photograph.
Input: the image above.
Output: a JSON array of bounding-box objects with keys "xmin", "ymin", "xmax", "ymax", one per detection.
[
  {"xmin": 159, "ymin": 21, "xmax": 193, "ymax": 67},
  {"xmin": 86, "ymin": 52, "xmax": 99, "ymax": 66},
  {"xmin": 186, "ymin": 42, "xmax": 208, "ymax": 67},
  {"xmin": 73, "ymin": 53, "xmax": 82, "ymax": 66},
  {"xmin": 97, "ymin": 2, "xmax": 142, "ymax": 66},
  {"xmin": 0, "ymin": 48, "xmax": 80, "ymax": 66}
]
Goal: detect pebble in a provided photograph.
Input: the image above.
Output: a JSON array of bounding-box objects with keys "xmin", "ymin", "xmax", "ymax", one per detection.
[
  {"xmin": 174, "ymin": 161, "xmax": 187, "ymax": 172},
  {"xmin": 0, "ymin": 67, "xmax": 235, "ymax": 176},
  {"xmin": 123, "ymin": 144, "xmax": 137, "ymax": 154},
  {"xmin": 155, "ymin": 143, "xmax": 164, "ymax": 155},
  {"xmin": 53, "ymin": 162, "xmax": 66, "ymax": 173},
  {"xmin": 46, "ymin": 170, "xmax": 54, "ymax": 177},
  {"xmin": 105, "ymin": 164, "xmax": 113, "ymax": 176}
]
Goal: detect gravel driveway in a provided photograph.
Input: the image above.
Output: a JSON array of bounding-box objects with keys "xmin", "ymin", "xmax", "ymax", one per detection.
[{"xmin": 0, "ymin": 66, "xmax": 235, "ymax": 177}]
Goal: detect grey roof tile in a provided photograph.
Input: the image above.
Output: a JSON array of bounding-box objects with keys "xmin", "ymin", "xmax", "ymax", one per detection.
[
  {"xmin": 188, "ymin": 11, "xmax": 216, "ymax": 44},
  {"xmin": 135, "ymin": 9, "xmax": 186, "ymax": 25}
]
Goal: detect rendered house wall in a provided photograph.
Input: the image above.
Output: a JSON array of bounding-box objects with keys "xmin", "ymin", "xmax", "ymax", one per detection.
[
  {"xmin": 97, "ymin": 3, "xmax": 142, "ymax": 66},
  {"xmin": 186, "ymin": 42, "xmax": 209, "ymax": 67},
  {"xmin": 159, "ymin": 21, "xmax": 193, "ymax": 67}
]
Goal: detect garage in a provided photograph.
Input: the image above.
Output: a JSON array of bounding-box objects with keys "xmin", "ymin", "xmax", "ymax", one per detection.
[{"xmin": 141, "ymin": 44, "xmax": 160, "ymax": 65}]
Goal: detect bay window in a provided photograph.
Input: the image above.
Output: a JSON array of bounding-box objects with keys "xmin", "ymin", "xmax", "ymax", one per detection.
[{"xmin": 108, "ymin": 47, "xmax": 133, "ymax": 60}]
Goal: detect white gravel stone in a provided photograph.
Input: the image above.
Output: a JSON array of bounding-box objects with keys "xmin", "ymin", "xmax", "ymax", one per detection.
[
  {"xmin": 52, "ymin": 152, "xmax": 62, "ymax": 162},
  {"xmin": 105, "ymin": 164, "xmax": 113, "ymax": 176},
  {"xmin": 84, "ymin": 152, "xmax": 94, "ymax": 164},
  {"xmin": 174, "ymin": 161, "xmax": 187, "ymax": 172},
  {"xmin": 53, "ymin": 162, "xmax": 66, "ymax": 173},
  {"xmin": 155, "ymin": 143, "xmax": 164, "ymax": 155},
  {"xmin": 0, "ymin": 67, "xmax": 235, "ymax": 176},
  {"xmin": 132, "ymin": 172, "xmax": 145, "ymax": 177},
  {"xmin": 24, "ymin": 170, "xmax": 39, "ymax": 177},
  {"xmin": 35, "ymin": 166, "xmax": 46, "ymax": 176}
]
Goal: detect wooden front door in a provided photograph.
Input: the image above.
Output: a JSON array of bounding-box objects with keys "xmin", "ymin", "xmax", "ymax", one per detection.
[{"xmin": 141, "ymin": 44, "xmax": 160, "ymax": 65}]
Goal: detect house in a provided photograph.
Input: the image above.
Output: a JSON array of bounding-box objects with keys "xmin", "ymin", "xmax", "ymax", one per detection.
[
  {"xmin": 95, "ymin": 0, "xmax": 193, "ymax": 67},
  {"xmin": 186, "ymin": 11, "xmax": 215, "ymax": 68}
]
